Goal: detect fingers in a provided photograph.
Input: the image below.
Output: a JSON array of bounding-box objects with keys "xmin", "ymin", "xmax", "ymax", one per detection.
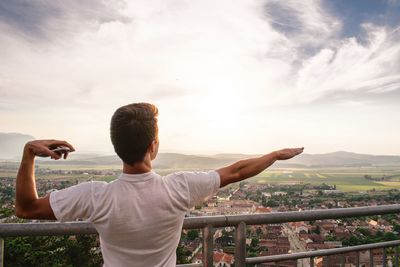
[
  {"xmin": 291, "ymin": 147, "xmax": 304, "ymax": 151},
  {"xmin": 48, "ymin": 140, "xmax": 75, "ymax": 151},
  {"xmin": 284, "ymin": 147, "xmax": 304, "ymax": 158},
  {"xmin": 43, "ymin": 147, "xmax": 61, "ymax": 160},
  {"xmin": 274, "ymin": 147, "xmax": 304, "ymax": 161},
  {"xmin": 45, "ymin": 139, "xmax": 75, "ymax": 160},
  {"xmin": 293, "ymin": 147, "xmax": 304, "ymax": 155},
  {"xmin": 60, "ymin": 141, "xmax": 75, "ymax": 151}
]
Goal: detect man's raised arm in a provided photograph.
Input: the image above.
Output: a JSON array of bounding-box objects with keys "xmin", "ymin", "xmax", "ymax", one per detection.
[
  {"xmin": 217, "ymin": 148, "xmax": 304, "ymax": 187},
  {"xmin": 15, "ymin": 139, "xmax": 74, "ymax": 219}
]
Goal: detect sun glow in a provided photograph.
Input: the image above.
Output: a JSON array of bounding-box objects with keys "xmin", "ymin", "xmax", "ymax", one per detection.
[{"xmin": 197, "ymin": 79, "xmax": 243, "ymax": 130}]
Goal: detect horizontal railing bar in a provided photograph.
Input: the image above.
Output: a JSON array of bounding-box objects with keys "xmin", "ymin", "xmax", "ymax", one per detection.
[
  {"xmin": 226, "ymin": 204, "xmax": 400, "ymax": 226},
  {"xmin": 183, "ymin": 215, "xmax": 226, "ymax": 229},
  {"xmin": 245, "ymin": 240, "xmax": 400, "ymax": 264},
  {"xmin": 176, "ymin": 263, "xmax": 202, "ymax": 267},
  {"xmin": 0, "ymin": 222, "xmax": 97, "ymax": 237},
  {"xmin": 1, "ymin": 205, "xmax": 400, "ymax": 237}
]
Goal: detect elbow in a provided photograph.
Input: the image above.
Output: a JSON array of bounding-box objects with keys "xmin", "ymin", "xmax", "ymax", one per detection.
[
  {"xmin": 15, "ymin": 205, "xmax": 32, "ymax": 219},
  {"xmin": 15, "ymin": 207, "xmax": 25, "ymax": 218}
]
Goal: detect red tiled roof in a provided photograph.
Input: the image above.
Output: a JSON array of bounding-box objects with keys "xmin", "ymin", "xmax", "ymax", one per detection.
[{"xmin": 255, "ymin": 206, "xmax": 272, "ymax": 213}]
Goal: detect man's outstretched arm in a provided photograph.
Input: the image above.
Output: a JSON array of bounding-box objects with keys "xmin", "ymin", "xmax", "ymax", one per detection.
[
  {"xmin": 217, "ymin": 148, "xmax": 304, "ymax": 187},
  {"xmin": 15, "ymin": 140, "xmax": 75, "ymax": 219}
]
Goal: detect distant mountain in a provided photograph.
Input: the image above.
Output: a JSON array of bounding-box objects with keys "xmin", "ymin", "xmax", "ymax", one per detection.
[
  {"xmin": 4, "ymin": 131, "xmax": 399, "ymax": 168},
  {"xmin": 0, "ymin": 133, "xmax": 35, "ymax": 159},
  {"xmin": 34, "ymin": 150, "xmax": 400, "ymax": 168},
  {"xmin": 279, "ymin": 151, "xmax": 400, "ymax": 167},
  {"xmin": 39, "ymin": 153, "xmax": 237, "ymax": 169}
]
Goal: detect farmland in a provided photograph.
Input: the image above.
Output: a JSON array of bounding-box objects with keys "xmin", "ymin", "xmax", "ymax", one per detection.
[
  {"xmin": 2, "ymin": 160, "xmax": 400, "ymax": 192},
  {"xmin": 250, "ymin": 166, "xmax": 400, "ymax": 191}
]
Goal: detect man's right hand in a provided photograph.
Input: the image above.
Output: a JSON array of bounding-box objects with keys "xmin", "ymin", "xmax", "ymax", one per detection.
[
  {"xmin": 274, "ymin": 147, "xmax": 304, "ymax": 160},
  {"xmin": 24, "ymin": 140, "xmax": 75, "ymax": 160}
]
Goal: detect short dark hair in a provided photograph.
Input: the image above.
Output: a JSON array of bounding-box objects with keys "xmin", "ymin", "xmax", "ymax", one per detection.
[{"xmin": 110, "ymin": 103, "xmax": 158, "ymax": 165}]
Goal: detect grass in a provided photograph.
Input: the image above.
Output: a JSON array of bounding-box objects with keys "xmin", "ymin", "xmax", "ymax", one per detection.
[
  {"xmin": 376, "ymin": 181, "xmax": 400, "ymax": 186},
  {"xmin": 249, "ymin": 167, "xmax": 400, "ymax": 192}
]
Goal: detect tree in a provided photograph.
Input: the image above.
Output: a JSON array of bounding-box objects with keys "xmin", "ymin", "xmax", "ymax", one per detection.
[
  {"xmin": 176, "ymin": 244, "xmax": 190, "ymax": 264},
  {"xmin": 5, "ymin": 235, "xmax": 102, "ymax": 267},
  {"xmin": 266, "ymin": 199, "xmax": 278, "ymax": 207},
  {"xmin": 250, "ymin": 237, "xmax": 259, "ymax": 248},
  {"xmin": 384, "ymin": 232, "xmax": 397, "ymax": 241},
  {"xmin": 357, "ymin": 228, "xmax": 371, "ymax": 236},
  {"xmin": 256, "ymin": 227, "xmax": 262, "ymax": 236},
  {"xmin": 187, "ymin": 229, "xmax": 199, "ymax": 241},
  {"xmin": 325, "ymin": 235, "xmax": 336, "ymax": 241},
  {"xmin": 261, "ymin": 195, "xmax": 267, "ymax": 206},
  {"xmin": 312, "ymin": 225, "xmax": 321, "ymax": 235}
]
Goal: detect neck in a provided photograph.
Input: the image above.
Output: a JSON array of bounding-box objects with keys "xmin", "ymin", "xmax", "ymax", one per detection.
[{"xmin": 123, "ymin": 154, "xmax": 153, "ymax": 174}]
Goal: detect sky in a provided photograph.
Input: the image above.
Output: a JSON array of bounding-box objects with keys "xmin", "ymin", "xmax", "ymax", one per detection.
[{"xmin": 0, "ymin": 0, "xmax": 399, "ymax": 155}]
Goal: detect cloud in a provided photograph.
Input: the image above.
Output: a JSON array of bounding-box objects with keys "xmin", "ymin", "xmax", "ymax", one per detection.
[
  {"xmin": 0, "ymin": 0, "xmax": 128, "ymax": 40},
  {"xmin": 264, "ymin": 0, "xmax": 341, "ymax": 50},
  {"xmin": 0, "ymin": 0, "xmax": 399, "ymax": 153},
  {"xmin": 293, "ymin": 23, "xmax": 400, "ymax": 103},
  {"xmin": 1, "ymin": 0, "xmax": 399, "ymax": 108},
  {"xmin": 388, "ymin": 0, "xmax": 400, "ymax": 6}
]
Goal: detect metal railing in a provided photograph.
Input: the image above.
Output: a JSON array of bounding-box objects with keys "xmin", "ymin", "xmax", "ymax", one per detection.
[{"xmin": 1, "ymin": 204, "xmax": 400, "ymax": 266}]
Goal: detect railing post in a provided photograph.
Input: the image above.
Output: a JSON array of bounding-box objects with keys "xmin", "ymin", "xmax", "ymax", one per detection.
[
  {"xmin": 396, "ymin": 246, "xmax": 399, "ymax": 267},
  {"xmin": 370, "ymin": 249, "xmax": 374, "ymax": 267},
  {"xmin": 310, "ymin": 257, "xmax": 314, "ymax": 267},
  {"xmin": 341, "ymin": 254, "xmax": 345, "ymax": 267},
  {"xmin": 325, "ymin": 255, "xmax": 329, "ymax": 267},
  {"xmin": 202, "ymin": 225, "xmax": 214, "ymax": 267},
  {"xmin": 356, "ymin": 251, "xmax": 360, "ymax": 267},
  {"xmin": 235, "ymin": 221, "xmax": 246, "ymax": 267},
  {"xmin": 0, "ymin": 238, "xmax": 3, "ymax": 267},
  {"xmin": 383, "ymin": 248, "xmax": 387, "ymax": 267}
]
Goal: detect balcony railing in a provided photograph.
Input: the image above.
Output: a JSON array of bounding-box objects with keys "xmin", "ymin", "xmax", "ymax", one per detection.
[{"xmin": 1, "ymin": 204, "xmax": 400, "ymax": 267}]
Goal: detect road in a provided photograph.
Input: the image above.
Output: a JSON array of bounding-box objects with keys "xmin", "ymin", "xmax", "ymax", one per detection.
[
  {"xmin": 282, "ymin": 224, "xmax": 310, "ymax": 267},
  {"xmin": 227, "ymin": 188, "xmax": 240, "ymax": 200}
]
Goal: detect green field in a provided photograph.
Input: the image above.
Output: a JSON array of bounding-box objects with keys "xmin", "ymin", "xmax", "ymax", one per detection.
[
  {"xmin": 249, "ymin": 167, "xmax": 400, "ymax": 192},
  {"xmin": 2, "ymin": 162, "xmax": 400, "ymax": 192}
]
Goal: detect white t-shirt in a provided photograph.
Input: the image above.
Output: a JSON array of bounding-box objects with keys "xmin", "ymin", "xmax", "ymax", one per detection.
[{"xmin": 49, "ymin": 170, "xmax": 220, "ymax": 267}]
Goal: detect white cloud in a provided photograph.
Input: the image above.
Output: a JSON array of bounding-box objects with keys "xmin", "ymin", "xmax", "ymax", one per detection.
[
  {"xmin": 388, "ymin": 0, "xmax": 400, "ymax": 6},
  {"xmin": 265, "ymin": 0, "xmax": 341, "ymax": 48},
  {"xmin": 0, "ymin": 0, "xmax": 399, "ymax": 153},
  {"xmin": 294, "ymin": 23, "xmax": 400, "ymax": 103}
]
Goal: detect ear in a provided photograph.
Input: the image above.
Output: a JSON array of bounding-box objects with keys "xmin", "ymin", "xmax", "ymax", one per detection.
[
  {"xmin": 149, "ymin": 139, "xmax": 159, "ymax": 160},
  {"xmin": 148, "ymin": 141, "xmax": 155, "ymax": 154}
]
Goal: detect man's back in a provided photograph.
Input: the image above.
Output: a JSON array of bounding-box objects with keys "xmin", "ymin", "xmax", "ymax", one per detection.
[
  {"xmin": 49, "ymin": 171, "xmax": 220, "ymax": 267},
  {"xmin": 14, "ymin": 103, "xmax": 303, "ymax": 266}
]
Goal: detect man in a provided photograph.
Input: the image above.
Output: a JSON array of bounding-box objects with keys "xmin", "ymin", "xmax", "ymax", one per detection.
[{"xmin": 15, "ymin": 102, "xmax": 303, "ymax": 266}]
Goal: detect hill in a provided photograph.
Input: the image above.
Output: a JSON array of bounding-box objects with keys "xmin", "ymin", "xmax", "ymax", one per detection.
[
  {"xmin": 0, "ymin": 133, "xmax": 35, "ymax": 159},
  {"xmin": 283, "ymin": 151, "xmax": 400, "ymax": 167},
  {"xmin": 35, "ymin": 151, "xmax": 400, "ymax": 169},
  {"xmin": 1, "ymin": 132, "xmax": 399, "ymax": 168}
]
